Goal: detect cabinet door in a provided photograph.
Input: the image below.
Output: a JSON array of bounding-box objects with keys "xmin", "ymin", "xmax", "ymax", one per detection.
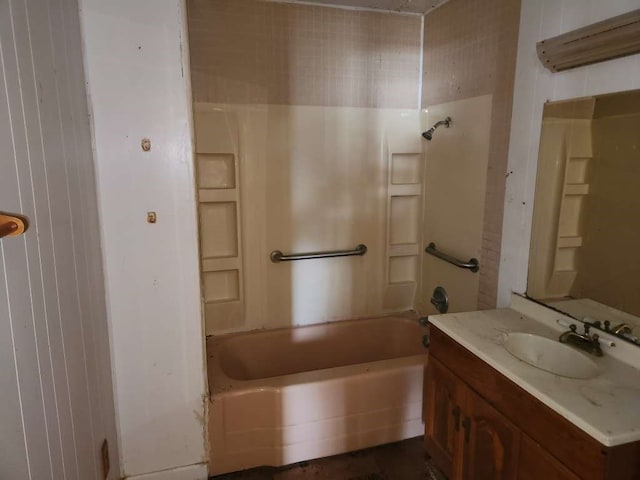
[
  {"xmin": 459, "ymin": 387, "xmax": 520, "ymax": 480},
  {"xmin": 424, "ymin": 358, "xmax": 461, "ymax": 478}
]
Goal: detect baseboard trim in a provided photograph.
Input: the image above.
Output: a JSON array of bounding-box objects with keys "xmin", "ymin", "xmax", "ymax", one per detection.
[{"xmin": 124, "ymin": 462, "xmax": 208, "ymax": 480}]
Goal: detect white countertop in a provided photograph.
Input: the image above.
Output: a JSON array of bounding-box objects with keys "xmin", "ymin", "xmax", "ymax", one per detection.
[{"xmin": 428, "ymin": 295, "xmax": 640, "ymax": 447}]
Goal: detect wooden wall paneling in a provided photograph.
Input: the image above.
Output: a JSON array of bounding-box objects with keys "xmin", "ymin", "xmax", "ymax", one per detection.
[
  {"xmin": 9, "ymin": 4, "xmax": 73, "ymax": 475},
  {"xmin": 39, "ymin": 1, "xmax": 96, "ymax": 476},
  {"xmin": 0, "ymin": 0, "xmax": 119, "ymax": 477},
  {"xmin": 0, "ymin": 248, "xmax": 31, "ymax": 478},
  {"xmin": 49, "ymin": 1, "xmax": 103, "ymax": 476},
  {"xmin": 0, "ymin": 7, "xmax": 60, "ymax": 478},
  {"xmin": 60, "ymin": 0, "xmax": 116, "ymax": 474}
]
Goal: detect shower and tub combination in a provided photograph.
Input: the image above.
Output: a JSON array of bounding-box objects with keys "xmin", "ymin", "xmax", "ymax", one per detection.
[
  {"xmin": 198, "ymin": 109, "xmax": 456, "ymax": 475},
  {"xmin": 186, "ymin": 3, "xmax": 467, "ymax": 475},
  {"xmin": 174, "ymin": 3, "xmax": 513, "ymax": 479}
]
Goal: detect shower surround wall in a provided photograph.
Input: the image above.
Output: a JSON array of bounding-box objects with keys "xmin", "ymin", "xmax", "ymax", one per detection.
[
  {"xmin": 418, "ymin": 95, "xmax": 492, "ymax": 314},
  {"xmin": 422, "ymin": 0, "xmax": 521, "ymax": 309},
  {"xmin": 188, "ymin": 0, "xmax": 424, "ymax": 333}
]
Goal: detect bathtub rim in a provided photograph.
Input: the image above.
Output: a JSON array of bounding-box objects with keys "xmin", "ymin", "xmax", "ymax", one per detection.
[{"xmin": 207, "ymin": 313, "xmax": 427, "ymax": 395}]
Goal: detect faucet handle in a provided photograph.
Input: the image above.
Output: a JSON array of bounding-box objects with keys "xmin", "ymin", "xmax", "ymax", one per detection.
[{"xmin": 569, "ymin": 323, "xmax": 577, "ymax": 332}]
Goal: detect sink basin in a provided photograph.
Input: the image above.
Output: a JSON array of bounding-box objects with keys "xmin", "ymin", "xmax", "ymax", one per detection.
[{"xmin": 503, "ymin": 333, "xmax": 601, "ymax": 379}]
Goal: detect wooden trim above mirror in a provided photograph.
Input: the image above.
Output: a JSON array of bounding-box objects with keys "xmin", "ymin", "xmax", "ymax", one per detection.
[{"xmin": 537, "ymin": 9, "xmax": 640, "ymax": 72}]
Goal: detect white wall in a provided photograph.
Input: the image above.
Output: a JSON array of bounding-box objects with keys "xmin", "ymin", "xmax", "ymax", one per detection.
[
  {"xmin": 78, "ymin": 0, "xmax": 207, "ymax": 478},
  {"xmin": 498, "ymin": 0, "xmax": 640, "ymax": 307},
  {"xmin": 0, "ymin": 0, "xmax": 119, "ymax": 478}
]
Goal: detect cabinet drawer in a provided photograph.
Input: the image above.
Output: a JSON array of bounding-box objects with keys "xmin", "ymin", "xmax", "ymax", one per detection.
[{"xmin": 518, "ymin": 434, "xmax": 580, "ymax": 480}]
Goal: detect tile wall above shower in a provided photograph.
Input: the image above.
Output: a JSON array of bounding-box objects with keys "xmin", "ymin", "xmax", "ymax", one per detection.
[{"xmin": 188, "ymin": 0, "xmax": 422, "ymax": 108}]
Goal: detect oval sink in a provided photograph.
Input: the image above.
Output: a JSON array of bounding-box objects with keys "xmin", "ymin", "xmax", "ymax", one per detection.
[{"xmin": 503, "ymin": 333, "xmax": 601, "ymax": 379}]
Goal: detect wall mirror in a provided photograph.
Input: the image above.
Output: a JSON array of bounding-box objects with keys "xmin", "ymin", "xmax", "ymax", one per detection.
[{"xmin": 527, "ymin": 88, "xmax": 640, "ymax": 347}]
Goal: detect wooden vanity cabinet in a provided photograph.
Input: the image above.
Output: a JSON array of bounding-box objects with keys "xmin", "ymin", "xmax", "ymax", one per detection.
[
  {"xmin": 425, "ymin": 357, "xmax": 520, "ymax": 480},
  {"xmin": 423, "ymin": 355, "xmax": 458, "ymax": 478},
  {"xmin": 424, "ymin": 326, "xmax": 640, "ymax": 480},
  {"xmin": 460, "ymin": 386, "xmax": 521, "ymax": 480}
]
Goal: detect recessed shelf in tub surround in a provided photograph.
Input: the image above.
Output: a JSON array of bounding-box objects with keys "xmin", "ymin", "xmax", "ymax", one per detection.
[
  {"xmin": 529, "ymin": 119, "xmax": 592, "ymax": 299},
  {"xmin": 384, "ymin": 142, "xmax": 423, "ymax": 310},
  {"xmin": 195, "ymin": 106, "xmax": 245, "ymax": 332},
  {"xmin": 428, "ymin": 294, "xmax": 640, "ymax": 447}
]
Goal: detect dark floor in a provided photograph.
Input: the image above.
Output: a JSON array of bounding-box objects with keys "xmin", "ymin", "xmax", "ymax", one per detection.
[{"xmin": 210, "ymin": 437, "xmax": 445, "ymax": 480}]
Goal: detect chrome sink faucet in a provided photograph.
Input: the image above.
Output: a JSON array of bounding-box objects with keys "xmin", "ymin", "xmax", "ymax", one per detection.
[
  {"xmin": 559, "ymin": 323, "xmax": 603, "ymax": 357},
  {"xmin": 611, "ymin": 322, "xmax": 632, "ymax": 335}
]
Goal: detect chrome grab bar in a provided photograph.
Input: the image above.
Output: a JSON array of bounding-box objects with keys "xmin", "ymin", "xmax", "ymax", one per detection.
[
  {"xmin": 425, "ymin": 242, "xmax": 479, "ymax": 273},
  {"xmin": 270, "ymin": 244, "xmax": 367, "ymax": 263}
]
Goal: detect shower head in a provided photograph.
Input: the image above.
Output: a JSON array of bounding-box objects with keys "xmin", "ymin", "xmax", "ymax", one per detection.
[
  {"xmin": 422, "ymin": 129, "xmax": 435, "ymax": 141},
  {"xmin": 422, "ymin": 116, "xmax": 452, "ymax": 141}
]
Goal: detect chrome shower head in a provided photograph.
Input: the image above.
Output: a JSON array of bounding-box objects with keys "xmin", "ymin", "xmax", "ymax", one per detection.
[{"xmin": 421, "ymin": 116, "xmax": 451, "ymax": 141}]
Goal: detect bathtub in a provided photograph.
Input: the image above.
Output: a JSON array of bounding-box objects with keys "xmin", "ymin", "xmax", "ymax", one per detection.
[{"xmin": 207, "ymin": 315, "xmax": 428, "ymax": 475}]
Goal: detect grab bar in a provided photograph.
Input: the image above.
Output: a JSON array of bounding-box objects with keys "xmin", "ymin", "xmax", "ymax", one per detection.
[
  {"xmin": 425, "ymin": 242, "xmax": 479, "ymax": 273},
  {"xmin": 270, "ymin": 244, "xmax": 367, "ymax": 263}
]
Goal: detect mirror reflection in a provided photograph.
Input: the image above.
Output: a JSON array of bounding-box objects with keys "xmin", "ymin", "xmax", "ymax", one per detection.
[{"xmin": 528, "ymin": 89, "xmax": 640, "ymax": 346}]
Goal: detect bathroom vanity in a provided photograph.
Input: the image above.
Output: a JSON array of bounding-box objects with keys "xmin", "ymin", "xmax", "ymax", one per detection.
[{"xmin": 423, "ymin": 296, "xmax": 640, "ymax": 480}]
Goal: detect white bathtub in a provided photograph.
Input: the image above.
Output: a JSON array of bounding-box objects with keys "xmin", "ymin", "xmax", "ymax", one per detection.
[{"xmin": 207, "ymin": 315, "xmax": 428, "ymax": 475}]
